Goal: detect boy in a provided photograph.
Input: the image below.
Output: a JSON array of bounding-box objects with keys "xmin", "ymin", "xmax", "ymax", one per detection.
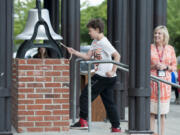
[{"xmin": 67, "ymin": 18, "xmax": 121, "ymax": 132}]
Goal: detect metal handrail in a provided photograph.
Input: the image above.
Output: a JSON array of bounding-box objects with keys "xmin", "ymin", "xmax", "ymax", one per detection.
[
  {"xmin": 73, "ymin": 58, "xmax": 180, "ymax": 133},
  {"xmin": 150, "ymin": 75, "xmax": 180, "ymax": 135},
  {"xmin": 73, "ymin": 59, "xmax": 130, "ymax": 132},
  {"xmin": 151, "ymin": 75, "xmax": 180, "ymax": 88}
]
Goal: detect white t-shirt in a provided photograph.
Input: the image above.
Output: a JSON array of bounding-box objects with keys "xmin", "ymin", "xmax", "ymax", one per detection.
[{"xmin": 90, "ymin": 37, "xmax": 117, "ymax": 77}]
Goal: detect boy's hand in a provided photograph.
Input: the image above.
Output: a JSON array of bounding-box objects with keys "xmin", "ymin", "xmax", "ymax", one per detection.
[
  {"xmin": 106, "ymin": 71, "xmax": 115, "ymax": 77},
  {"xmin": 67, "ymin": 47, "xmax": 76, "ymax": 55}
]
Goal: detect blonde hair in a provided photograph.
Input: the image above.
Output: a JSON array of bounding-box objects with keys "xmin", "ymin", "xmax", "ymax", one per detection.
[{"xmin": 154, "ymin": 25, "xmax": 169, "ymax": 45}]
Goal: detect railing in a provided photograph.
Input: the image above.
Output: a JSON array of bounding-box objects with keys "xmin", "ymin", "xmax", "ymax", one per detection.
[
  {"xmin": 73, "ymin": 58, "xmax": 180, "ymax": 134},
  {"xmin": 73, "ymin": 58, "xmax": 128, "ymax": 132},
  {"xmin": 150, "ymin": 75, "xmax": 180, "ymax": 135}
]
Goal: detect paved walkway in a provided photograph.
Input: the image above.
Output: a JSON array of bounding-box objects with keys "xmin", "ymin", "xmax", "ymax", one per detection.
[
  {"xmin": 165, "ymin": 92, "xmax": 180, "ymax": 135},
  {"xmin": 13, "ymin": 92, "xmax": 180, "ymax": 135}
]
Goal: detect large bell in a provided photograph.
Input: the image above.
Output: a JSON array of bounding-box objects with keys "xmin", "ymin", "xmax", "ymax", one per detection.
[{"xmin": 16, "ymin": 9, "xmax": 62, "ymax": 40}]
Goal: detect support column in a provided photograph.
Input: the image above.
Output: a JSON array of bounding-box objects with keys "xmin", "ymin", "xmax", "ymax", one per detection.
[
  {"xmin": 128, "ymin": 0, "xmax": 153, "ymax": 134},
  {"xmin": 153, "ymin": 0, "xmax": 167, "ymax": 27},
  {"xmin": 107, "ymin": 0, "xmax": 113, "ymax": 43},
  {"xmin": 0, "ymin": 0, "xmax": 13, "ymax": 134},
  {"xmin": 43, "ymin": 0, "xmax": 62, "ymax": 58},
  {"xmin": 61, "ymin": 0, "xmax": 80, "ymax": 118},
  {"xmin": 44, "ymin": 0, "xmax": 60, "ymax": 34},
  {"xmin": 116, "ymin": 0, "xmax": 128, "ymax": 121},
  {"xmin": 61, "ymin": 0, "xmax": 68, "ymax": 57},
  {"xmin": 107, "ymin": 0, "xmax": 129, "ymax": 121}
]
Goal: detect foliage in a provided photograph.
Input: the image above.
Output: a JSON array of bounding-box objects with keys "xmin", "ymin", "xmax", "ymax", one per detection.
[
  {"xmin": 13, "ymin": 0, "xmax": 180, "ymax": 52},
  {"xmin": 14, "ymin": 0, "xmax": 36, "ymax": 48},
  {"xmin": 80, "ymin": 0, "xmax": 107, "ymax": 45},
  {"xmin": 177, "ymin": 64, "xmax": 180, "ymax": 70},
  {"xmin": 167, "ymin": 0, "xmax": 180, "ymax": 55},
  {"xmin": 13, "ymin": 0, "xmax": 107, "ymax": 47}
]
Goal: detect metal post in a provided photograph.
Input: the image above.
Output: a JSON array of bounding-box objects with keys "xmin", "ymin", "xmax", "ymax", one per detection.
[
  {"xmin": 67, "ymin": 0, "xmax": 76, "ymax": 119},
  {"xmin": 128, "ymin": 0, "xmax": 136, "ymax": 130},
  {"xmin": 63, "ymin": 0, "xmax": 80, "ymax": 119},
  {"xmin": 88, "ymin": 63, "xmax": 92, "ymax": 132},
  {"xmin": 117, "ymin": 0, "xmax": 128, "ymax": 121},
  {"xmin": 128, "ymin": 0, "xmax": 153, "ymax": 134},
  {"xmin": 73, "ymin": 60, "xmax": 78, "ymax": 123},
  {"xmin": 75, "ymin": 2, "xmax": 81, "ymax": 119},
  {"xmin": 44, "ymin": 0, "xmax": 60, "ymax": 33},
  {"xmin": 111, "ymin": 0, "xmax": 122, "ymax": 122},
  {"xmin": 157, "ymin": 81, "xmax": 161, "ymax": 135},
  {"xmin": 61, "ymin": 0, "xmax": 68, "ymax": 57},
  {"xmin": 113, "ymin": 0, "xmax": 121, "ymax": 55},
  {"xmin": 75, "ymin": 0, "xmax": 80, "ymax": 52},
  {"xmin": 43, "ymin": 0, "xmax": 63, "ymax": 58},
  {"xmin": 107, "ymin": 0, "xmax": 128, "ymax": 122},
  {"xmin": 107, "ymin": 0, "xmax": 113, "ymax": 43},
  {"xmin": 153, "ymin": 0, "xmax": 167, "ymax": 27},
  {"xmin": 72, "ymin": 0, "xmax": 80, "ymax": 122},
  {"xmin": 107, "ymin": 0, "xmax": 114, "ymax": 122},
  {"xmin": 0, "ymin": 0, "xmax": 13, "ymax": 134},
  {"xmin": 135, "ymin": 0, "xmax": 151, "ymax": 130},
  {"xmin": 145, "ymin": 0, "xmax": 153, "ymax": 130}
]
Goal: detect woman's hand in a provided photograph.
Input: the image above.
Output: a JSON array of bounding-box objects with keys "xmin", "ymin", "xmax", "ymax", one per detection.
[{"xmin": 106, "ymin": 71, "xmax": 115, "ymax": 77}]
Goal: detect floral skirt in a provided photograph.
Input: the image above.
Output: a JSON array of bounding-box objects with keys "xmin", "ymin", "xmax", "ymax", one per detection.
[{"xmin": 150, "ymin": 100, "xmax": 170, "ymax": 114}]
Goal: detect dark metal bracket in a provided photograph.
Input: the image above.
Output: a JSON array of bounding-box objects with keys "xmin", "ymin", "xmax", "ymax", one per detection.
[
  {"xmin": 127, "ymin": 130, "xmax": 153, "ymax": 134},
  {"xmin": 0, "ymin": 88, "xmax": 10, "ymax": 98},
  {"xmin": 16, "ymin": 0, "xmax": 63, "ymax": 58},
  {"xmin": 16, "ymin": 20, "xmax": 63, "ymax": 58},
  {"xmin": 128, "ymin": 88, "xmax": 151, "ymax": 97}
]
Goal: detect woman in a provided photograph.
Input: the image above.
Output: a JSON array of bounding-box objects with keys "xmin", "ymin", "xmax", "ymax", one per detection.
[
  {"xmin": 150, "ymin": 26, "xmax": 177, "ymax": 135},
  {"xmin": 33, "ymin": 47, "xmax": 49, "ymax": 58}
]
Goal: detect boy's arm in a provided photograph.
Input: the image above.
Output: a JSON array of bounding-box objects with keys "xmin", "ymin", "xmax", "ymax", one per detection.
[
  {"xmin": 106, "ymin": 51, "xmax": 121, "ymax": 77},
  {"xmin": 112, "ymin": 51, "xmax": 121, "ymax": 72},
  {"xmin": 67, "ymin": 47, "xmax": 93, "ymax": 60}
]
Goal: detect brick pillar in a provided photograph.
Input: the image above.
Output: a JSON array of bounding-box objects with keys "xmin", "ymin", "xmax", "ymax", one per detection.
[{"xmin": 12, "ymin": 59, "xmax": 70, "ymax": 133}]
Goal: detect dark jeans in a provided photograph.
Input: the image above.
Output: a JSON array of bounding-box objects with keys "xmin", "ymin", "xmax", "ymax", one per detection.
[
  {"xmin": 172, "ymin": 86, "xmax": 179, "ymax": 99},
  {"xmin": 79, "ymin": 74, "xmax": 120, "ymax": 128}
]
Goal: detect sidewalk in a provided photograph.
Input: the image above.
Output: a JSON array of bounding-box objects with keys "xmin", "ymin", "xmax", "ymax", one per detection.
[
  {"xmin": 13, "ymin": 121, "xmax": 128, "ymax": 135},
  {"xmin": 165, "ymin": 92, "xmax": 180, "ymax": 135},
  {"xmin": 165, "ymin": 104, "xmax": 180, "ymax": 135},
  {"xmin": 13, "ymin": 92, "xmax": 180, "ymax": 135}
]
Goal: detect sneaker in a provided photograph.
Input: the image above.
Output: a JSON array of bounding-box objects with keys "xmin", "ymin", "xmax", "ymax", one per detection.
[
  {"xmin": 112, "ymin": 127, "xmax": 121, "ymax": 132},
  {"xmin": 70, "ymin": 118, "xmax": 88, "ymax": 130}
]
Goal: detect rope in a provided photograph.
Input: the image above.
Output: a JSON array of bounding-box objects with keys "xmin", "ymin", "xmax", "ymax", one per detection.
[{"xmin": 57, "ymin": 41, "xmax": 72, "ymax": 60}]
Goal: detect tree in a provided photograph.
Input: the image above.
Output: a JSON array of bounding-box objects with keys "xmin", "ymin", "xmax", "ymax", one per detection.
[
  {"xmin": 167, "ymin": 0, "xmax": 180, "ymax": 55},
  {"xmin": 14, "ymin": 0, "xmax": 107, "ymax": 47},
  {"xmin": 14, "ymin": 0, "xmax": 36, "ymax": 48},
  {"xmin": 80, "ymin": 0, "xmax": 107, "ymax": 45}
]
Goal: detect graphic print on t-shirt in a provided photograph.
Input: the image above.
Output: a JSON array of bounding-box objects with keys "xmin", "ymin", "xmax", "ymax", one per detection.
[
  {"xmin": 94, "ymin": 48, "xmax": 102, "ymax": 60},
  {"xmin": 93, "ymin": 48, "xmax": 102, "ymax": 71}
]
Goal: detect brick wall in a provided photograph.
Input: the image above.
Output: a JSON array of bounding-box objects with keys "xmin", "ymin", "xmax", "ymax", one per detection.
[{"xmin": 12, "ymin": 59, "xmax": 70, "ymax": 133}]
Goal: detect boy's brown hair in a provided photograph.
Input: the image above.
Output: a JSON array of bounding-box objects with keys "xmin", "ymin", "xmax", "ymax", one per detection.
[{"xmin": 87, "ymin": 18, "xmax": 104, "ymax": 33}]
